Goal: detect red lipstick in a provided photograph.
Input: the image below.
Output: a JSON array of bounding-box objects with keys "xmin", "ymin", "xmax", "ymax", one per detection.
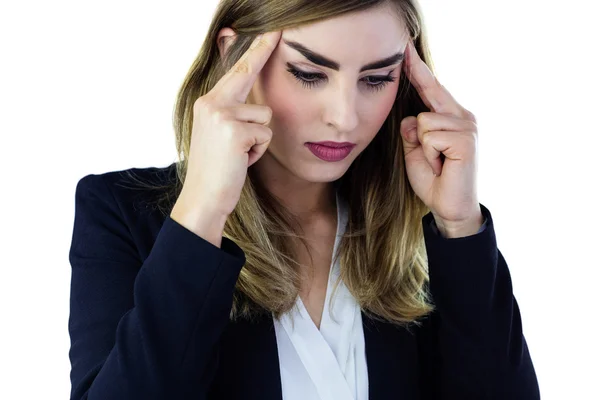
[{"xmin": 305, "ymin": 141, "xmax": 356, "ymax": 162}]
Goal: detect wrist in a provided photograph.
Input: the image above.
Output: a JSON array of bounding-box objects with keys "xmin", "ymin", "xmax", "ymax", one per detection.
[
  {"xmin": 433, "ymin": 212, "xmax": 484, "ymax": 239},
  {"xmin": 170, "ymin": 196, "xmax": 229, "ymax": 248}
]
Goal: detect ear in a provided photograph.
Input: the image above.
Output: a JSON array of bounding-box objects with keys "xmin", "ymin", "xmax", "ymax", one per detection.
[{"xmin": 216, "ymin": 27, "xmax": 237, "ymax": 60}]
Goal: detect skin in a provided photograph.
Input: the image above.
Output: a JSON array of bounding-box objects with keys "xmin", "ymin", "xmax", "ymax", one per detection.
[
  {"xmin": 218, "ymin": 5, "xmax": 409, "ymax": 328},
  {"xmin": 215, "ymin": 4, "xmax": 484, "ymax": 327},
  {"xmin": 218, "ymin": 3, "xmax": 409, "ymax": 225},
  {"xmin": 399, "ymin": 39, "xmax": 483, "ymax": 239}
]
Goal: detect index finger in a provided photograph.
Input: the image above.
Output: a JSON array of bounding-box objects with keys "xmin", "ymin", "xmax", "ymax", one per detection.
[
  {"xmin": 216, "ymin": 30, "xmax": 282, "ymax": 104},
  {"xmin": 403, "ymin": 40, "xmax": 463, "ymax": 116}
]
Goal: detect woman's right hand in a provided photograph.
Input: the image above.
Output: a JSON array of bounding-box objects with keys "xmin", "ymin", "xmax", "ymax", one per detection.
[{"xmin": 171, "ymin": 31, "xmax": 281, "ymax": 244}]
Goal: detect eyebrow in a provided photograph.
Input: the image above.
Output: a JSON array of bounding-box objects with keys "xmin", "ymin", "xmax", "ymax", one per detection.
[{"xmin": 283, "ymin": 39, "xmax": 404, "ymax": 72}]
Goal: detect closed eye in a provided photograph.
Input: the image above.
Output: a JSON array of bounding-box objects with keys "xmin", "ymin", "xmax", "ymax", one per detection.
[{"xmin": 286, "ymin": 65, "xmax": 396, "ymax": 93}]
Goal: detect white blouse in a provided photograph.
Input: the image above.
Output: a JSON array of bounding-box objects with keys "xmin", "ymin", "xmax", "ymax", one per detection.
[{"xmin": 273, "ymin": 192, "xmax": 369, "ymax": 400}]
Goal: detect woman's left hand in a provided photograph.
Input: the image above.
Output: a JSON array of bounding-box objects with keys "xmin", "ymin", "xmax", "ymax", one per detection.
[{"xmin": 400, "ymin": 40, "xmax": 484, "ymax": 238}]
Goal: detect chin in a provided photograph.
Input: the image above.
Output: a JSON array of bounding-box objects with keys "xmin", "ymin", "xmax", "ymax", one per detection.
[{"xmin": 291, "ymin": 162, "xmax": 350, "ymax": 183}]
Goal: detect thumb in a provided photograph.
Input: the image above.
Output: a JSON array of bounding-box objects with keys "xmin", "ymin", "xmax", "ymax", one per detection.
[{"xmin": 400, "ymin": 115, "xmax": 419, "ymax": 155}]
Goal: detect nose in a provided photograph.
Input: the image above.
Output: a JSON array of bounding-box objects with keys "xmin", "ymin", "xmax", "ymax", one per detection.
[{"xmin": 321, "ymin": 82, "xmax": 359, "ymax": 134}]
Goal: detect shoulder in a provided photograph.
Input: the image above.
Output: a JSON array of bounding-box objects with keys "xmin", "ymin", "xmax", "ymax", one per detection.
[
  {"xmin": 76, "ymin": 161, "xmax": 178, "ymax": 193},
  {"xmin": 73, "ymin": 162, "xmax": 181, "ymax": 258},
  {"xmin": 76, "ymin": 162, "xmax": 178, "ymax": 213}
]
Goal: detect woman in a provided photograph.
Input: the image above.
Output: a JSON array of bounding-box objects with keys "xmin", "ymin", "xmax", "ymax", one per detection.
[{"xmin": 68, "ymin": 0, "xmax": 540, "ymax": 399}]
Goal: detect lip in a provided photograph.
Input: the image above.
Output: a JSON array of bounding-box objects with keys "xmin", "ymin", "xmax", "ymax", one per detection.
[
  {"xmin": 305, "ymin": 142, "xmax": 356, "ymax": 162},
  {"xmin": 308, "ymin": 141, "xmax": 356, "ymax": 148}
]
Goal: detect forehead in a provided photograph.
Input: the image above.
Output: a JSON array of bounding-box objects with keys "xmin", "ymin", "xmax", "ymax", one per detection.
[{"xmin": 279, "ymin": 5, "xmax": 408, "ymax": 68}]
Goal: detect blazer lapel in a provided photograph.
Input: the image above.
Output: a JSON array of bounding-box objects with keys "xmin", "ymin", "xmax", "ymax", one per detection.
[
  {"xmin": 213, "ymin": 309, "xmax": 422, "ymax": 400},
  {"xmin": 362, "ymin": 311, "xmax": 422, "ymax": 400},
  {"xmin": 212, "ymin": 311, "xmax": 283, "ymax": 400}
]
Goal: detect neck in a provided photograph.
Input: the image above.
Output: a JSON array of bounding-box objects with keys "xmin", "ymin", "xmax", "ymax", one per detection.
[{"xmin": 250, "ymin": 155, "xmax": 337, "ymax": 224}]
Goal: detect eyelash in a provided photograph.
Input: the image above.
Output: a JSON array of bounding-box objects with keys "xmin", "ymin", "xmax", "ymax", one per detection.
[{"xmin": 286, "ymin": 67, "xmax": 396, "ymax": 93}]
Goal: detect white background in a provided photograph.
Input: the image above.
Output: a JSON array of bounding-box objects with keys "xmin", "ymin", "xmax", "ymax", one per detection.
[{"xmin": 1, "ymin": 0, "xmax": 598, "ymax": 398}]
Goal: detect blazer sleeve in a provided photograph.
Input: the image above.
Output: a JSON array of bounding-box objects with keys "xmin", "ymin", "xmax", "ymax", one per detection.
[
  {"xmin": 430, "ymin": 217, "xmax": 488, "ymax": 236},
  {"xmin": 68, "ymin": 173, "xmax": 246, "ymax": 400},
  {"xmin": 417, "ymin": 203, "xmax": 540, "ymax": 399}
]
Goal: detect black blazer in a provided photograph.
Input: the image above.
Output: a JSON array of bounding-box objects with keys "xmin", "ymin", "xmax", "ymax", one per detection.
[{"xmin": 68, "ymin": 163, "xmax": 540, "ymax": 400}]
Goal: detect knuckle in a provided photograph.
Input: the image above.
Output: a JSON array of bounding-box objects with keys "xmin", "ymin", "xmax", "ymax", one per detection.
[
  {"xmin": 468, "ymin": 120, "xmax": 478, "ymax": 134},
  {"xmin": 463, "ymin": 110, "xmax": 477, "ymax": 124},
  {"xmin": 264, "ymin": 106, "xmax": 273, "ymax": 120},
  {"xmin": 242, "ymin": 131, "xmax": 256, "ymax": 148},
  {"xmin": 222, "ymin": 122, "xmax": 236, "ymax": 138},
  {"xmin": 193, "ymin": 96, "xmax": 208, "ymax": 114},
  {"xmin": 416, "ymin": 112, "xmax": 428, "ymax": 125},
  {"xmin": 232, "ymin": 58, "xmax": 251, "ymax": 75},
  {"xmin": 194, "ymin": 94, "xmax": 221, "ymax": 117},
  {"xmin": 211, "ymin": 108, "xmax": 228, "ymax": 122},
  {"xmin": 465, "ymin": 131, "xmax": 478, "ymax": 150}
]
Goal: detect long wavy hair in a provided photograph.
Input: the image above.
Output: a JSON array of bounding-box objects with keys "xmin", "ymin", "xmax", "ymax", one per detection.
[{"xmin": 126, "ymin": 0, "xmax": 438, "ymax": 328}]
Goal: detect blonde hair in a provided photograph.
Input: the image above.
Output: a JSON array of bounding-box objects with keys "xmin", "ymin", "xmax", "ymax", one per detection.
[{"xmin": 128, "ymin": 0, "xmax": 438, "ymax": 328}]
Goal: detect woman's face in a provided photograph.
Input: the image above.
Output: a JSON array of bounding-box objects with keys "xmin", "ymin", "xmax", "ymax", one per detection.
[{"xmin": 234, "ymin": 5, "xmax": 409, "ymax": 183}]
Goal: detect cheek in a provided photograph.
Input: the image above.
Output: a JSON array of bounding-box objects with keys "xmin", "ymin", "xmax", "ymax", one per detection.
[
  {"xmin": 261, "ymin": 74, "xmax": 316, "ymax": 135},
  {"xmin": 361, "ymin": 89, "xmax": 397, "ymax": 138}
]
